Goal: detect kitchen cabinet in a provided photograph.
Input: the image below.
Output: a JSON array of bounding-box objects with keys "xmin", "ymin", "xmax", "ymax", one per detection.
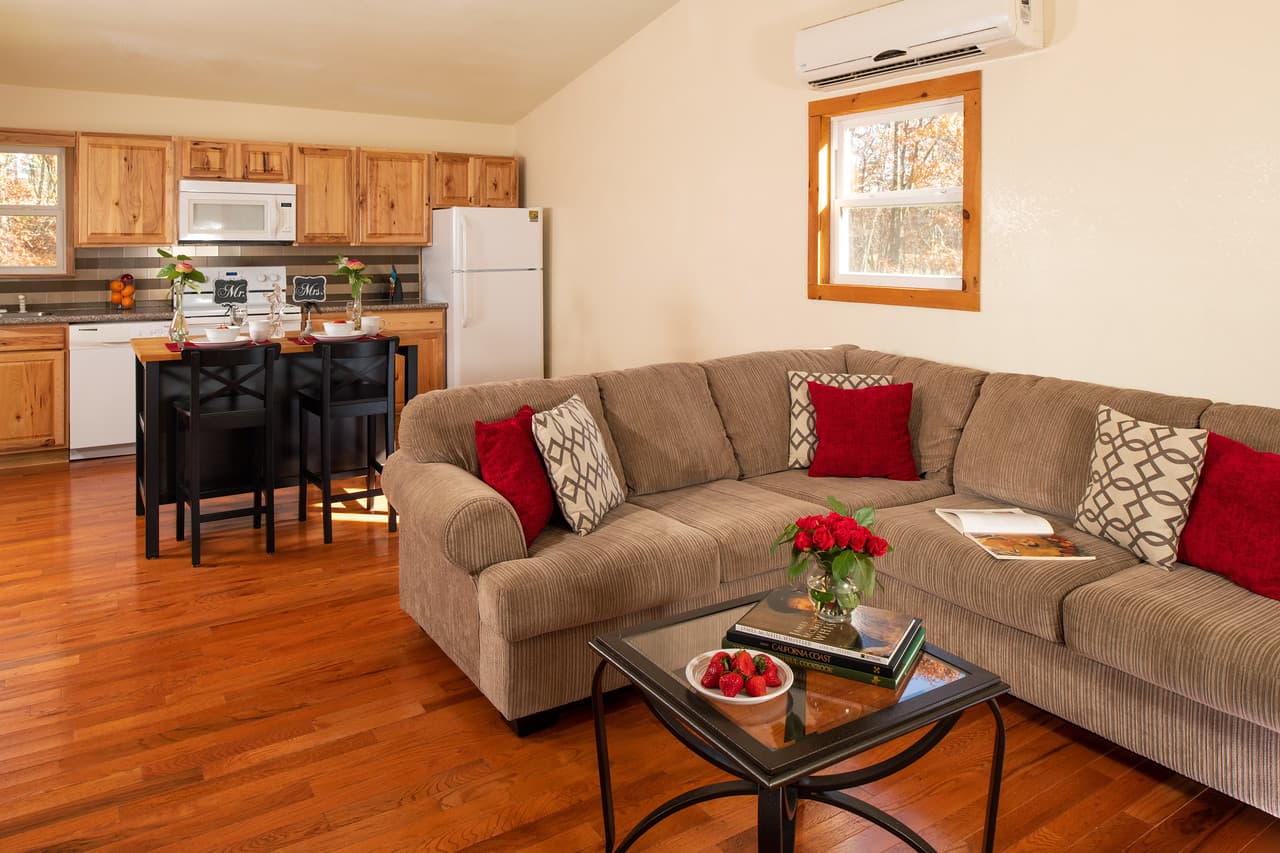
[
  {"xmin": 179, "ymin": 138, "xmax": 293, "ymax": 182},
  {"xmin": 430, "ymin": 153, "xmax": 518, "ymax": 208},
  {"xmin": 75, "ymin": 133, "xmax": 174, "ymax": 246},
  {"xmin": 310, "ymin": 308, "xmax": 445, "ymax": 403},
  {"xmin": 0, "ymin": 325, "xmax": 67, "ymax": 462},
  {"xmin": 357, "ymin": 149, "xmax": 431, "ymax": 246},
  {"xmin": 294, "ymin": 145, "xmax": 355, "ymax": 245}
]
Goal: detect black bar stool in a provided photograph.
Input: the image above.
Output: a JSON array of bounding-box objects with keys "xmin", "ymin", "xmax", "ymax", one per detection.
[
  {"xmin": 174, "ymin": 343, "xmax": 280, "ymax": 566},
  {"xmin": 297, "ymin": 336, "xmax": 399, "ymax": 544}
]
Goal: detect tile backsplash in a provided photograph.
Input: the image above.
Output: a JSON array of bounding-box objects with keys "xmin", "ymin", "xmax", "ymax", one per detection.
[{"xmin": 0, "ymin": 244, "xmax": 421, "ymax": 307}]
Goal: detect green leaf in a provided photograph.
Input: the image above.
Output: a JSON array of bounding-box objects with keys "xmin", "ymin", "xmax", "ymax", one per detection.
[
  {"xmin": 853, "ymin": 506, "xmax": 875, "ymax": 527},
  {"xmin": 190, "ymin": 271, "xmax": 207, "ymax": 283},
  {"xmin": 175, "ymin": 253, "xmax": 192, "ymax": 262},
  {"xmin": 156, "ymin": 248, "xmax": 173, "ymax": 259},
  {"xmin": 826, "ymin": 495, "xmax": 850, "ymax": 516},
  {"xmin": 831, "ymin": 549, "xmax": 854, "ymax": 582}
]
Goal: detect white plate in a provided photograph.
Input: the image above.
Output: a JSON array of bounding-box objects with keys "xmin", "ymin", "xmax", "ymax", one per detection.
[
  {"xmin": 190, "ymin": 336, "xmax": 251, "ymax": 349},
  {"xmin": 685, "ymin": 650, "xmax": 794, "ymax": 705},
  {"xmin": 311, "ymin": 332, "xmax": 367, "ymax": 342}
]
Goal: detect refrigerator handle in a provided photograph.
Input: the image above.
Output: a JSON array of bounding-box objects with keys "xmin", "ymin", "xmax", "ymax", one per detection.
[
  {"xmin": 460, "ymin": 274, "xmax": 470, "ymax": 329},
  {"xmin": 459, "ymin": 214, "xmax": 472, "ymax": 328}
]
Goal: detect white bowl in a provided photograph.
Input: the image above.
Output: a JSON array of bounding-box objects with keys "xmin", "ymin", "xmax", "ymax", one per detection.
[
  {"xmin": 323, "ymin": 320, "xmax": 354, "ymax": 336},
  {"xmin": 685, "ymin": 650, "xmax": 794, "ymax": 705},
  {"xmin": 204, "ymin": 325, "xmax": 241, "ymax": 343}
]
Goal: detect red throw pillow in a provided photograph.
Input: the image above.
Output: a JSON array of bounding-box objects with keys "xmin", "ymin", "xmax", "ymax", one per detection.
[
  {"xmin": 1177, "ymin": 432, "xmax": 1280, "ymax": 599},
  {"xmin": 807, "ymin": 381, "xmax": 919, "ymax": 481},
  {"xmin": 475, "ymin": 405, "xmax": 554, "ymax": 547}
]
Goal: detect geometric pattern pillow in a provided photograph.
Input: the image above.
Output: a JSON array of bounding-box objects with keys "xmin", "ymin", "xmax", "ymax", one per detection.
[
  {"xmin": 787, "ymin": 371, "xmax": 894, "ymax": 469},
  {"xmin": 1074, "ymin": 405, "xmax": 1208, "ymax": 568},
  {"xmin": 532, "ymin": 395, "xmax": 626, "ymax": 536}
]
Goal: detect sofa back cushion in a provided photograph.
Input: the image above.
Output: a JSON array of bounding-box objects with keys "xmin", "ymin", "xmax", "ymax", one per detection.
[
  {"xmin": 1200, "ymin": 402, "xmax": 1280, "ymax": 454},
  {"xmin": 398, "ymin": 375, "xmax": 626, "ymax": 485},
  {"xmin": 595, "ymin": 362, "xmax": 739, "ymax": 496},
  {"xmin": 953, "ymin": 373, "xmax": 1211, "ymax": 519},
  {"xmin": 844, "ymin": 349, "xmax": 987, "ymax": 485},
  {"xmin": 701, "ymin": 348, "xmax": 848, "ymax": 478}
]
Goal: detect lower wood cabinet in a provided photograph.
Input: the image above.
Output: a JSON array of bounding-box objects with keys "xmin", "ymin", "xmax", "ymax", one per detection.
[
  {"xmin": 310, "ymin": 309, "xmax": 445, "ymax": 405},
  {"xmin": 0, "ymin": 326, "xmax": 67, "ymax": 458}
]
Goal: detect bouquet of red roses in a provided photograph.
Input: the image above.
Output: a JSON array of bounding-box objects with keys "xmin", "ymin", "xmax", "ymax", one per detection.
[{"xmin": 771, "ymin": 496, "xmax": 890, "ymax": 600}]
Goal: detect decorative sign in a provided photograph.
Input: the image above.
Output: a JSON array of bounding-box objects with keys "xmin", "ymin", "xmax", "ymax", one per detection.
[
  {"xmin": 213, "ymin": 278, "xmax": 249, "ymax": 305},
  {"xmin": 291, "ymin": 275, "xmax": 328, "ymax": 304}
]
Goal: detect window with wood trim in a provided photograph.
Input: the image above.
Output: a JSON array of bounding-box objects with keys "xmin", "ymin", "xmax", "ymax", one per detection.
[
  {"xmin": 0, "ymin": 130, "xmax": 74, "ymax": 277},
  {"xmin": 808, "ymin": 72, "xmax": 981, "ymax": 311}
]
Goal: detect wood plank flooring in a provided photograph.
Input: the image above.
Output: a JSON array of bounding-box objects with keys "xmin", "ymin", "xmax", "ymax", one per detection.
[{"xmin": 0, "ymin": 458, "xmax": 1275, "ymax": 851}]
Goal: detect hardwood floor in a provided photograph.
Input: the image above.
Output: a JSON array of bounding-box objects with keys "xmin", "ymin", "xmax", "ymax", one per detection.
[{"xmin": 0, "ymin": 458, "xmax": 1275, "ymax": 852}]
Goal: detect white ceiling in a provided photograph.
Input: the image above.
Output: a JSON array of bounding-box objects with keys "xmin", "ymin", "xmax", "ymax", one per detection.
[{"xmin": 0, "ymin": 0, "xmax": 681, "ymax": 124}]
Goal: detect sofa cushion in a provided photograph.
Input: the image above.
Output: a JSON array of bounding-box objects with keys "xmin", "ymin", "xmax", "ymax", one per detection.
[
  {"xmin": 595, "ymin": 362, "xmax": 739, "ymax": 496},
  {"xmin": 873, "ymin": 494, "xmax": 1140, "ymax": 643},
  {"xmin": 701, "ymin": 348, "xmax": 848, "ymax": 479},
  {"xmin": 532, "ymin": 395, "xmax": 626, "ymax": 536},
  {"xmin": 632, "ymin": 479, "xmax": 824, "ymax": 584},
  {"xmin": 746, "ymin": 469, "xmax": 950, "ymax": 512},
  {"xmin": 399, "ymin": 375, "xmax": 627, "ymax": 485},
  {"xmin": 476, "ymin": 502, "xmax": 719, "ymax": 642},
  {"xmin": 1178, "ymin": 432, "xmax": 1280, "ymax": 599},
  {"xmin": 953, "ymin": 373, "xmax": 1211, "ymax": 520},
  {"xmin": 1064, "ymin": 562, "xmax": 1280, "ymax": 734},
  {"xmin": 475, "ymin": 405, "xmax": 555, "ymax": 547},
  {"xmin": 845, "ymin": 349, "xmax": 987, "ymax": 485},
  {"xmin": 1200, "ymin": 402, "xmax": 1280, "ymax": 454},
  {"xmin": 787, "ymin": 371, "xmax": 893, "ymax": 469},
  {"xmin": 808, "ymin": 381, "xmax": 918, "ymax": 481},
  {"xmin": 1075, "ymin": 405, "xmax": 1208, "ymax": 568}
]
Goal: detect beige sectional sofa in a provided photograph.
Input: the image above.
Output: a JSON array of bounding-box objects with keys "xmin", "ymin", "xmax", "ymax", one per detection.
[{"xmin": 382, "ymin": 346, "xmax": 1280, "ymax": 817}]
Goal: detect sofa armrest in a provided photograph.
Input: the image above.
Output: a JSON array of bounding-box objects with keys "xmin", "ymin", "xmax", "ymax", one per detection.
[{"xmin": 382, "ymin": 453, "xmax": 527, "ymax": 573}]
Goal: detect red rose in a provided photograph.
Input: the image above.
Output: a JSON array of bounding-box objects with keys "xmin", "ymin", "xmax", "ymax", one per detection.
[
  {"xmin": 846, "ymin": 524, "xmax": 869, "ymax": 551},
  {"xmin": 866, "ymin": 535, "xmax": 889, "ymax": 557},
  {"xmin": 826, "ymin": 511, "xmax": 843, "ymax": 524},
  {"xmin": 794, "ymin": 530, "xmax": 813, "ymax": 551},
  {"xmin": 833, "ymin": 518, "xmax": 856, "ymax": 548},
  {"xmin": 812, "ymin": 526, "xmax": 835, "ymax": 551},
  {"xmin": 796, "ymin": 515, "xmax": 821, "ymax": 531}
]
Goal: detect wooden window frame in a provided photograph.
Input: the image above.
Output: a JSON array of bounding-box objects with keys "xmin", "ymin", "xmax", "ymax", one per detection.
[
  {"xmin": 0, "ymin": 128, "xmax": 76, "ymax": 279},
  {"xmin": 808, "ymin": 71, "xmax": 981, "ymax": 311}
]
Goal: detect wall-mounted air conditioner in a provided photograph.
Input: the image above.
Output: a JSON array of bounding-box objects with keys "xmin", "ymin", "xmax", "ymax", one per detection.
[{"xmin": 796, "ymin": 0, "xmax": 1044, "ymax": 90}]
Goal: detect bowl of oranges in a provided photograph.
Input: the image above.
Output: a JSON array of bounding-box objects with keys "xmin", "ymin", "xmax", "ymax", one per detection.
[{"xmin": 109, "ymin": 274, "xmax": 136, "ymax": 309}]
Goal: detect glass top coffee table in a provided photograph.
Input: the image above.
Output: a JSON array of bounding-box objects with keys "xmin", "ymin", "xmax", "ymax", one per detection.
[{"xmin": 589, "ymin": 591, "xmax": 1010, "ymax": 853}]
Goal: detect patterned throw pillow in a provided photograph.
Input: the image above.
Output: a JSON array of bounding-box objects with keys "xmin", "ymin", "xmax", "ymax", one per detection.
[
  {"xmin": 1075, "ymin": 405, "xmax": 1208, "ymax": 568},
  {"xmin": 532, "ymin": 395, "xmax": 625, "ymax": 536},
  {"xmin": 787, "ymin": 371, "xmax": 894, "ymax": 469}
]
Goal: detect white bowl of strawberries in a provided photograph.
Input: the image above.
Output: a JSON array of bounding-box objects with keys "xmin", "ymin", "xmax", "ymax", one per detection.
[{"xmin": 685, "ymin": 649, "xmax": 794, "ymax": 705}]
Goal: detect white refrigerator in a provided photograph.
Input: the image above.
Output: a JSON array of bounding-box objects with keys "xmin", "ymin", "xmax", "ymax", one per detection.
[{"xmin": 423, "ymin": 207, "xmax": 544, "ymax": 387}]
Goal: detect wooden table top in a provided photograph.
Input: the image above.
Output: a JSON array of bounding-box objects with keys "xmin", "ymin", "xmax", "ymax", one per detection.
[{"xmin": 131, "ymin": 334, "xmax": 426, "ymax": 364}]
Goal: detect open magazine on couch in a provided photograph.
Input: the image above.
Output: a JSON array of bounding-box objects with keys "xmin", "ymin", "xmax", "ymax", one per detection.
[{"xmin": 935, "ymin": 507, "xmax": 1096, "ymax": 561}]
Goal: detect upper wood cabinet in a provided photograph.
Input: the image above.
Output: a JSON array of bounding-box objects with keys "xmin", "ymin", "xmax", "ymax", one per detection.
[
  {"xmin": 75, "ymin": 133, "xmax": 174, "ymax": 246},
  {"xmin": 357, "ymin": 149, "xmax": 431, "ymax": 245},
  {"xmin": 431, "ymin": 153, "xmax": 519, "ymax": 208},
  {"xmin": 294, "ymin": 145, "xmax": 355, "ymax": 245},
  {"xmin": 179, "ymin": 138, "xmax": 292, "ymax": 182}
]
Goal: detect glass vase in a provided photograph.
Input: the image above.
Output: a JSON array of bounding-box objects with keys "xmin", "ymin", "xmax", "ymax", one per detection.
[
  {"xmin": 805, "ymin": 557, "xmax": 860, "ymax": 623},
  {"xmin": 168, "ymin": 287, "xmax": 189, "ymax": 343},
  {"xmin": 346, "ymin": 297, "xmax": 363, "ymax": 328}
]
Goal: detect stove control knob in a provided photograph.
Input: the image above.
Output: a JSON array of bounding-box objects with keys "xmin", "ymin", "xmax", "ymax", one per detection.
[
  {"xmin": 258, "ymin": 274, "xmax": 268, "ymax": 282},
  {"xmin": 270, "ymin": 274, "xmax": 280, "ymax": 282}
]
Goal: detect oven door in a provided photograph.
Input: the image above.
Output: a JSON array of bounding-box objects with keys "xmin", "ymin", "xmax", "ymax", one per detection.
[{"xmin": 179, "ymin": 192, "xmax": 280, "ymax": 242}]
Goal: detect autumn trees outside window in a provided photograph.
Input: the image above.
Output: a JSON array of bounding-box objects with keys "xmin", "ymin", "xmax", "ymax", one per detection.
[
  {"xmin": 0, "ymin": 140, "xmax": 70, "ymax": 276},
  {"xmin": 808, "ymin": 71, "xmax": 981, "ymax": 311}
]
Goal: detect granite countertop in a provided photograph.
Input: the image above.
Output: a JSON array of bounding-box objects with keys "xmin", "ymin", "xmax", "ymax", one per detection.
[{"xmin": 0, "ymin": 299, "xmax": 447, "ymax": 325}]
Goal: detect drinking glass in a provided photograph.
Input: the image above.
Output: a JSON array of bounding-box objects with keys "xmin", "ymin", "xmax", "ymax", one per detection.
[{"xmin": 228, "ymin": 304, "xmax": 248, "ymax": 327}]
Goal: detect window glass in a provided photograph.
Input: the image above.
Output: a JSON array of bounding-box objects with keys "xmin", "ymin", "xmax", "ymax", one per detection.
[
  {"xmin": 0, "ymin": 151, "xmax": 60, "ymax": 206},
  {"xmin": 0, "ymin": 145, "xmax": 68, "ymax": 275},
  {"xmin": 0, "ymin": 215, "xmax": 59, "ymax": 268},
  {"xmin": 840, "ymin": 204, "xmax": 963, "ymax": 280}
]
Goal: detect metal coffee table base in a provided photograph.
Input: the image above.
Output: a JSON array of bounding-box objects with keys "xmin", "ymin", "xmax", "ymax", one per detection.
[{"xmin": 591, "ymin": 661, "xmax": 1006, "ymax": 853}]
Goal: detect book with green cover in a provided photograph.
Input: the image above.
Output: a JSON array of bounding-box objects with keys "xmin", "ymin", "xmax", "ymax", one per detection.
[
  {"xmin": 728, "ymin": 628, "xmax": 926, "ymax": 690},
  {"xmin": 732, "ymin": 587, "xmax": 922, "ymax": 670}
]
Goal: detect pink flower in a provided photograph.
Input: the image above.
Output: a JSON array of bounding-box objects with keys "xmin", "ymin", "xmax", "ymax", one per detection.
[
  {"xmin": 866, "ymin": 535, "xmax": 889, "ymax": 557},
  {"xmin": 345, "ymin": 259, "xmax": 366, "ymax": 271},
  {"xmin": 174, "ymin": 261, "xmax": 194, "ymax": 274},
  {"xmin": 794, "ymin": 530, "xmax": 812, "ymax": 552},
  {"xmin": 812, "ymin": 526, "xmax": 835, "ymax": 551}
]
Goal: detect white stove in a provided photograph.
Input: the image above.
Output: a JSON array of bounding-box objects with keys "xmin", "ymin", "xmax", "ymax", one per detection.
[{"xmin": 182, "ymin": 264, "xmax": 301, "ymax": 330}]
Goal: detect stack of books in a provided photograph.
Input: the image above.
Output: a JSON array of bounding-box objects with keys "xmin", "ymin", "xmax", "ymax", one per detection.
[{"xmin": 725, "ymin": 588, "xmax": 925, "ymax": 689}]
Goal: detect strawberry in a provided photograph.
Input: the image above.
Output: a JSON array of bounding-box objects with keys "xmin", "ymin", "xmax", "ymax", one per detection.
[
  {"xmin": 753, "ymin": 654, "xmax": 774, "ymax": 675},
  {"xmin": 733, "ymin": 651, "xmax": 756, "ymax": 679},
  {"xmin": 745, "ymin": 675, "xmax": 768, "ymax": 697},
  {"xmin": 718, "ymin": 671, "xmax": 745, "ymax": 698},
  {"xmin": 763, "ymin": 666, "xmax": 783, "ymax": 688},
  {"xmin": 700, "ymin": 661, "xmax": 725, "ymax": 689},
  {"xmin": 710, "ymin": 651, "xmax": 732, "ymax": 670}
]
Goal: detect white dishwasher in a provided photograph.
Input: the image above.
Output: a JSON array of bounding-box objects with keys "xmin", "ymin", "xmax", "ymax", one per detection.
[{"xmin": 69, "ymin": 321, "xmax": 170, "ymax": 459}]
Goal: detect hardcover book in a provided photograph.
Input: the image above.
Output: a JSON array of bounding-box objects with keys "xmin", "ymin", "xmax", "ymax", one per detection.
[
  {"xmin": 730, "ymin": 588, "xmax": 922, "ymax": 672},
  {"xmin": 729, "ymin": 627, "xmax": 926, "ymax": 690},
  {"xmin": 934, "ymin": 507, "xmax": 1096, "ymax": 561}
]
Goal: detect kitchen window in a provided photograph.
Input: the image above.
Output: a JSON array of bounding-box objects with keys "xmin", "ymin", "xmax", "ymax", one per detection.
[
  {"xmin": 0, "ymin": 139, "xmax": 71, "ymax": 276},
  {"xmin": 808, "ymin": 71, "xmax": 981, "ymax": 311}
]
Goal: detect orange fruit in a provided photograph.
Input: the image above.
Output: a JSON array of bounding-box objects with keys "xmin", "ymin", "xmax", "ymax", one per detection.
[
  {"xmin": 121, "ymin": 295, "xmax": 135, "ymax": 309},
  {"xmin": 110, "ymin": 291, "xmax": 123, "ymax": 305},
  {"xmin": 109, "ymin": 279, "xmax": 124, "ymax": 292},
  {"xmin": 122, "ymin": 284, "xmax": 136, "ymax": 297}
]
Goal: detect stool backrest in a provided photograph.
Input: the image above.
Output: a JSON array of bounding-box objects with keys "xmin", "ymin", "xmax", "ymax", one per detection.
[
  {"xmin": 313, "ymin": 336, "xmax": 399, "ymax": 410},
  {"xmin": 182, "ymin": 343, "xmax": 280, "ymax": 418}
]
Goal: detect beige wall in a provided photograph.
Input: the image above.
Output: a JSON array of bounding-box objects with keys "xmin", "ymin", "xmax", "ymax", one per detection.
[
  {"xmin": 1, "ymin": 83, "xmax": 515, "ymax": 152},
  {"xmin": 516, "ymin": 0, "xmax": 1280, "ymax": 408}
]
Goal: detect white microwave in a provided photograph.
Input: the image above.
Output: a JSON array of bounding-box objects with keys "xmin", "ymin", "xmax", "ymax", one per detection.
[{"xmin": 178, "ymin": 179, "xmax": 296, "ymax": 243}]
